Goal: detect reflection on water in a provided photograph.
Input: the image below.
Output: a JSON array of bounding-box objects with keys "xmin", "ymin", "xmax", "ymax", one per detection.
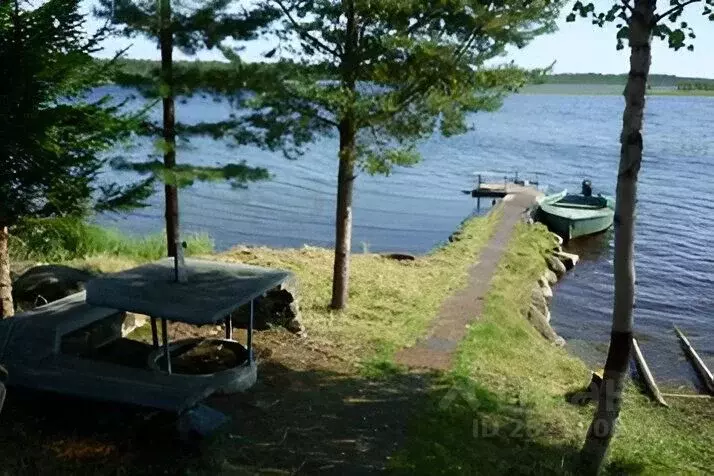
[{"xmin": 564, "ymin": 230, "xmax": 613, "ymax": 263}]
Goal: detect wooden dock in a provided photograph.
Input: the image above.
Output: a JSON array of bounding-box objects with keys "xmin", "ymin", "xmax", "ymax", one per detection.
[{"xmin": 471, "ymin": 182, "xmax": 540, "ymax": 198}]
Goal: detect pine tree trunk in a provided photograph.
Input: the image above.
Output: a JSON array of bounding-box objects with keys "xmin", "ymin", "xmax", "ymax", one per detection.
[
  {"xmin": 330, "ymin": 120, "xmax": 356, "ymax": 310},
  {"xmin": 330, "ymin": 0, "xmax": 358, "ymax": 310},
  {"xmin": 579, "ymin": 1, "xmax": 654, "ymax": 472},
  {"xmin": 160, "ymin": 0, "xmax": 179, "ymax": 257},
  {"xmin": 0, "ymin": 226, "xmax": 14, "ymax": 319}
]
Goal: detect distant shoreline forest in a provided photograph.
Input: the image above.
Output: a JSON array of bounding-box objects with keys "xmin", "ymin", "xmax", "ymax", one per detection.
[
  {"xmin": 103, "ymin": 58, "xmax": 714, "ymax": 92},
  {"xmin": 541, "ymin": 73, "xmax": 714, "ymax": 88}
]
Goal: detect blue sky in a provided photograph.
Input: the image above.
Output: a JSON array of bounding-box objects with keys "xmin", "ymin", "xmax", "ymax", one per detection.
[{"xmin": 83, "ymin": 1, "xmax": 714, "ymax": 78}]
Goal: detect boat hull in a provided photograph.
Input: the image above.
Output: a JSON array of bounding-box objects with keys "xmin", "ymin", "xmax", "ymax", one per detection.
[
  {"xmin": 537, "ymin": 209, "xmax": 613, "ymax": 240},
  {"xmin": 535, "ymin": 190, "xmax": 615, "ymax": 240}
]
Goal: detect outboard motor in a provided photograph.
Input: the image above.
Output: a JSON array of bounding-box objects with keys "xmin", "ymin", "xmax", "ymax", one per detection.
[{"xmin": 581, "ymin": 179, "xmax": 593, "ymax": 197}]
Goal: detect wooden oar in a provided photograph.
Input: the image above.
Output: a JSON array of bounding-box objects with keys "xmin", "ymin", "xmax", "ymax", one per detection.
[
  {"xmin": 674, "ymin": 326, "xmax": 714, "ymax": 395},
  {"xmin": 631, "ymin": 338, "xmax": 668, "ymax": 407}
]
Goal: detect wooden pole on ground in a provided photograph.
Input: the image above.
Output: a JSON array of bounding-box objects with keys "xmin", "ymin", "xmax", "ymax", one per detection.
[
  {"xmin": 631, "ymin": 338, "xmax": 668, "ymax": 407},
  {"xmin": 674, "ymin": 326, "xmax": 714, "ymax": 395},
  {"xmin": 661, "ymin": 393, "xmax": 713, "ymax": 400}
]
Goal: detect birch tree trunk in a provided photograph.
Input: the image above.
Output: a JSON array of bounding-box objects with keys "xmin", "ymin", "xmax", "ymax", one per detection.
[
  {"xmin": 0, "ymin": 226, "xmax": 13, "ymax": 319},
  {"xmin": 579, "ymin": 1, "xmax": 655, "ymax": 473},
  {"xmin": 330, "ymin": 127, "xmax": 356, "ymax": 309},
  {"xmin": 160, "ymin": 0, "xmax": 179, "ymax": 257},
  {"xmin": 330, "ymin": 0, "xmax": 358, "ymax": 310}
]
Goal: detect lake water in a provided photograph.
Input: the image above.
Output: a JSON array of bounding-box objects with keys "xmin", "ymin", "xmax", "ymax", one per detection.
[{"xmin": 98, "ymin": 86, "xmax": 714, "ymax": 390}]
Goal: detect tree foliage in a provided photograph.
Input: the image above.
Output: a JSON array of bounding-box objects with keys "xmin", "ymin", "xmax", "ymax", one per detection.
[
  {"xmin": 221, "ymin": 0, "xmax": 563, "ymax": 308},
  {"xmin": 0, "ymin": 0, "xmax": 152, "ymax": 227},
  {"xmin": 567, "ymin": 0, "xmax": 714, "ymax": 52},
  {"xmin": 94, "ymin": 0, "xmax": 278, "ymax": 189},
  {"xmin": 235, "ymin": 0, "xmax": 562, "ymax": 168}
]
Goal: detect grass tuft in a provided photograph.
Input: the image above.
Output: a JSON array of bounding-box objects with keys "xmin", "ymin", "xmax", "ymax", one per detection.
[{"xmin": 9, "ymin": 217, "xmax": 213, "ymax": 265}]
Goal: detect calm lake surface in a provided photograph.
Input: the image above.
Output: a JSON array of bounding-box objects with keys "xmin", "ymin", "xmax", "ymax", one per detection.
[{"xmin": 98, "ymin": 87, "xmax": 714, "ymax": 389}]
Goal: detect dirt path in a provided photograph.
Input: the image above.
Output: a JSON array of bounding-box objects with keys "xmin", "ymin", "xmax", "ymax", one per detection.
[{"xmin": 395, "ymin": 192, "xmax": 540, "ymax": 371}]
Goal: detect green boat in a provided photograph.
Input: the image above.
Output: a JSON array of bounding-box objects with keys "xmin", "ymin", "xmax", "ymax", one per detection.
[{"xmin": 536, "ymin": 182, "xmax": 615, "ymax": 240}]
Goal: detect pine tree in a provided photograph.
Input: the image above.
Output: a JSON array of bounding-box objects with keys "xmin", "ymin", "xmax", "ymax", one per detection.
[
  {"xmin": 95, "ymin": 0, "xmax": 277, "ymax": 256},
  {"xmin": 0, "ymin": 0, "xmax": 153, "ymax": 318},
  {"xmin": 231, "ymin": 0, "xmax": 562, "ymax": 309}
]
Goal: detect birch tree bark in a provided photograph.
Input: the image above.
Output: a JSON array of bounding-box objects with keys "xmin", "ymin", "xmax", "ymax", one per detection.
[{"xmin": 579, "ymin": 0, "xmax": 656, "ymax": 472}]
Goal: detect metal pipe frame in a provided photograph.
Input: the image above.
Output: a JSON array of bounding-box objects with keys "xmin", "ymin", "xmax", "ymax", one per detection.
[
  {"xmin": 161, "ymin": 318, "xmax": 171, "ymax": 374},
  {"xmin": 247, "ymin": 299, "xmax": 254, "ymax": 363},
  {"xmin": 225, "ymin": 314, "xmax": 232, "ymax": 340},
  {"xmin": 150, "ymin": 317, "xmax": 159, "ymax": 348}
]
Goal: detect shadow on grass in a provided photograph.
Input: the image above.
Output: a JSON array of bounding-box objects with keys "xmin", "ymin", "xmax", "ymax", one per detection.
[
  {"xmin": 390, "ymin": 376, "xmax": 583, "ymax": 476},
  {"xmin": 0, "ymin": 360, "xmax": 591, "ymax": 475},
  {"xmin": 0, "ymin": 360, "xmax": 434, "ymax": 475}
]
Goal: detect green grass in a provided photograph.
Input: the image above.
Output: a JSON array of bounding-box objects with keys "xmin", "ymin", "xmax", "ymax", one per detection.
[
  {"xmin": 9, "ymin": 217, "xmax": 213, "ymax": 265},
  {"xmin": 8, "ymin": 212, "xmax": 711, "ymax": 474},
  {"xmin": 39, "ymin": 209, "xmax": 501, "ymax": 369},
  {"xmin": 207, "ymin": 208, "xmax": 502, "ymax": 369},
  {"xmin": 390, "ymin": 222, "xmax": 714, "ymax": 475}
]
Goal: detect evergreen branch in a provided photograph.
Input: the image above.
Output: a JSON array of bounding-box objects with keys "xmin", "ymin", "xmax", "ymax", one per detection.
[
  {"xmin": 110, "ymin": 159, "xmax": 270, "ymax": 188},
  {"xmin": 95, "ymin": 177, "xmax": 155, "ymax": 212},
  {"xmin": 656, "ymin": 0, "xmax": 701, "ymax": 20},
  {"xmin": 271, "ymin": 0, "xmax": 341, "ymax": 57}
]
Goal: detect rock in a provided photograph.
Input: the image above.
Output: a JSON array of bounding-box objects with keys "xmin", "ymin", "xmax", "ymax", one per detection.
[
  {"xmin": 539, "ymin": 279, "xmax": 553, "ymax": 303},
  {"xmin": 286, "ymin": 317, "xmax": 306, "ymax": 336},
  {"xmin": 554, "ymin": 251, "xmax": 579, "ymax": 270},
  {"xmin": 550, "ymin": 232, "xmax": 564, "ymax": 247},
  {"xmin": 527, "ymin": 304, "xmax": 565, "ymax": 347},
  {"xmin": 231, "ymin": 277, "xmax": 304, "ymax": 335},
  {"xmin": 12, "ymin": 265, "xmax": 95, "ymax": 309},
  {"xmin": 448, "ymin": 230, "xmax": 463, "ymax": 243},
  {"xmin": 542, "ymin": 269, "xmax": 558, "ymax": 286},
  {"xmin": 545, "ymin": 255, "xmax": 567, "ymax": 279},
  {"xmin": 121, "ymin": 313, "xmax": 147, "ymax": 337},
  {"xmin": 531, "ymin": 285, "xmax": 549, "ymax": 317},
  {"xmin": 382, "ymin": 253, "xmax": 416, "ymax": 261}
]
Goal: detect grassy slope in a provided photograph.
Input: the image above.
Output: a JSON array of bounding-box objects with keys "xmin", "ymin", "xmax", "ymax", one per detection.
[
  {"xmin": 390, "ymin": 222, "xmax": 713, "ymax": 475},
  {"xmin": 217, "ymin": 210, "xmax": 502, "ymax": 369},
  {"xmin": 78, "ymin": 209, "xmax": 502, "ymax": 369},
  {"xmin": 6, "ymin": 213, "xmax": 711, "ymax": 474}
]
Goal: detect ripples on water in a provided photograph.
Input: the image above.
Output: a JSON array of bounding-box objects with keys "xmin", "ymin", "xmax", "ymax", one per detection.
[{"xmin": 97, "ymin": 87, "xmax": 714, "ymax": 388}]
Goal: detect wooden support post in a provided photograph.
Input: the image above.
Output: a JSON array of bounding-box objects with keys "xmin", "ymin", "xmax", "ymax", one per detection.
[
  {"xmin": 674, "ymin": 326, "xmax": 714, "ymax": 394},
  {"xmin": 631, "ymin": 338, "xmax": 668, "ymax": 407}
]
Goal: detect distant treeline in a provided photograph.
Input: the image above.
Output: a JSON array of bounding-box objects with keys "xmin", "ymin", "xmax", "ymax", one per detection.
[
  {"xmin": 676, "ymin": 82, "xmax": 714, "ymax": 91},
  {"xmin": 542, "ymin": 73, "xmax": 714, "ymax": 88},
  {"xmin": 97, "ymin": 57, "xmax": 332, "ymax": 94},
  {"xmin": 101, "ymin": 59, "xmax": 714, "ymax": 92}
]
